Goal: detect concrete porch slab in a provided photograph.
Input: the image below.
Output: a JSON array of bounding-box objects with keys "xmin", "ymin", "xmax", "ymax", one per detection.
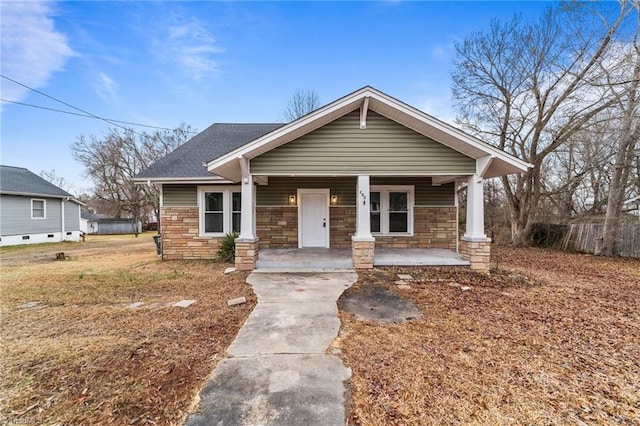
[
  {"xmin": 374, "ymin": 248, "xmax": 470, "ymax": 266},
  {"xmin": 256, "ymin": 248, "xmax": 353, "ymax": 270},
  {"xmin": 256, "ymin": 247, "xmax": 470, "ymax": 270}
]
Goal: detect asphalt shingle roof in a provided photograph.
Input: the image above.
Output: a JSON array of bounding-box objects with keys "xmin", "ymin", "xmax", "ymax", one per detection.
[
  {"xmin": 0, "ymin": 165, "xmax": 74, "ymax": 198},
  {"xmin": 136, "ymin": 123, "xmax": 283, "ymax": 179}
]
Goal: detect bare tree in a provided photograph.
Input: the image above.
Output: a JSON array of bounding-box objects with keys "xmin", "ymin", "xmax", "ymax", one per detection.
[
  {"xmin": 39, "ymin": 169, "xmax": 75, "ymax": 194},
  {"xmin": 598, "ymin": 15, "xmax": 640, "ymax": 255},
  {"xmin": 71, "ymin": 124, "xmax": 194, "ymax": 235},
  {"xmin": 451, "ymin": 2, "xmax": 637, "ymax": 245},
  {"xmin": 281, "ymin": 89, "xmax": 320, "ymax": 121}
]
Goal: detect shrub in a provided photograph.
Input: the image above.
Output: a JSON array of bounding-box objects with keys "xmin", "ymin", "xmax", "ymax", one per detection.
[{"xmin": 216, "ymin": 231, "xmax": 239, "ymax": 262}]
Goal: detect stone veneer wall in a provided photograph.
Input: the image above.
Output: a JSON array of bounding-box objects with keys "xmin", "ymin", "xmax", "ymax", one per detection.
[
  {"xmin": 255, "ymin": 206, "xmax": 454, "ymax": 250},
  {"xmin": 375, "ymin": 207, "xmax": 457, "ymax": 250},
  {"xmin": 459, "ymin": 239, "xmax": 491, "ymax": 273},
  {"xmin": 160, "ymin": 207, "xmax": 220, "ymax": 260},
  {"xmin": 256, "ymin": 206, "xmax": 357, "ymax": 248},
  {"xmin": 256, "ymin": 207, "xmax": 297, "ymax": 248},
  {"xmin": 330, "ymin": 207, "xmax": 356, "ymax": 248}
]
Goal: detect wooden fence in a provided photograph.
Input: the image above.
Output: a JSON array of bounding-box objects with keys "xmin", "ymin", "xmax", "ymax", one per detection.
[{"xmin": 560, "ymin": 222, "xmax": 640, "ymax": 258}]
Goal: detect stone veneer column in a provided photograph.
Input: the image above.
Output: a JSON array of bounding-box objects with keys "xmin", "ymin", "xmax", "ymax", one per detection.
[
  {"xmin": 352, "ymin": 236, "xmax": 375, "ymax": 269},
  {"xmin": 459, "ymin": 238, "xmax": 491, "ymax": 273},
  {"xmin": 235, "ymin": 238, "xmax": 259, "ymax": 271}
]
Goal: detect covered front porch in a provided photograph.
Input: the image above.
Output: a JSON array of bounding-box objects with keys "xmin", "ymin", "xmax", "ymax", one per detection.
[
  {"xmin": 255, "ymin": 247, "xmax": 470, "ymax": 270},
  {"xmin": 233, "ymin": 173, "xmax": 492, "ymax": 272}
]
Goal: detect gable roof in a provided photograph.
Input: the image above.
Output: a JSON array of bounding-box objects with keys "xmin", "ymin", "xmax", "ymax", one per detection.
[
  {"xmin": 207, "ymin": 86, "xmax": 531, "ymax": 182},
  {"xmin": 0, "ymin": 165, "xmax": 75, "ymax": 199},
  {"xmin": 135, "ymin": 122, "xmax": 283, "ymax": 183}
]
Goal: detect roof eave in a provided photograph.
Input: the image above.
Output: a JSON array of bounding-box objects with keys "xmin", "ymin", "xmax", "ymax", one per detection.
[
  {"xmin": 131, "ymin": 176, "xmax": 234, "ymax": 185},
  {"xmin": 207, "ymin": 86, "xmax": 532, "ymax": 179}
]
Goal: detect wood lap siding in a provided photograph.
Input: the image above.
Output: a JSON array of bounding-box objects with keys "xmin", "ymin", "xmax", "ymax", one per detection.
[
  {"xmin": 257, "ymin": 177, "xmax": 454, "ymax": 207},
  {"xmin": 257, "ymin": 177, "xmax": 357, "ymax": 206},
  {"xmin": 251, "ymin": 111, "xmax": 476, "ymax": 175},
  {"xmin": 163, "ymin": 185, "xmax": 198, "ymax": 207},
  {"xmin": 371, "ymin": 177, "xmax": 455, "ymax": 206}
]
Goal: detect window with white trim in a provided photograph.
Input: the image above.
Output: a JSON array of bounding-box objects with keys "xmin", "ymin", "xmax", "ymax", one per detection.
[
  {"xmin": 198, "ymin": 187, "xmax": 241, "ymax": 236},
  {"xmin": 370, "ymin": 186, "xmax": 414, "ymax": 235},
  {"xmin": 31, "ymin": 199, "xmax": 45, "ymax": 219}
]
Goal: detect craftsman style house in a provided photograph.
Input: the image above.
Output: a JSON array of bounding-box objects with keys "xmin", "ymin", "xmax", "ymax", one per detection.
[{"xmin": 136, "ymin": 87, "xmax": 529, "ymax": 272}]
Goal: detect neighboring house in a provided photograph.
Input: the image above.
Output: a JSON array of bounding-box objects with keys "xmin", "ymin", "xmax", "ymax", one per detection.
[
  {"xmin": 135, "ymin": 86, "xmax": 530, "ymax": 272},
  {"xmin": 81, "ymin": 212, "xmax": 142, "ymax": 234},
  {"xmin": 623, "ymin": 195, "xmax": 640, "ymax": 217},
  {"xmin": 0, "ymin": 165, "xmax": 82, "ymax": 246}
]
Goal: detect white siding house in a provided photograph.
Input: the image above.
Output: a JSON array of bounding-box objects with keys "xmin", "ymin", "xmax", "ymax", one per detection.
[{"xmin": 0, "ymin": 166, "xmax": 83, "ymax": 246}]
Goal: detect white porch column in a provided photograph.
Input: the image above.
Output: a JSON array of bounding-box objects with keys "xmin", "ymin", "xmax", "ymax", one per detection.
[
  {"xmin": 354, "ymin": 175, "xmax": 372, "ymax": 239},
  {"xmin": 464, "ymin": 174, "xmax": 487, "ymax": 240},
  {"xmin": 236, "ymin": 159, "xmax": 259, "ymax": 271},
  {"xmin": 239, "ymin": 173, "xmax": 256, "ymax": 240}
]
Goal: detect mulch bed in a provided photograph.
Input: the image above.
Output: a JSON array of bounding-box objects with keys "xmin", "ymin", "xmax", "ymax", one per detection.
[{"xmin": 336, "ymin": 246, "xmax": 640, "ymax": 425}]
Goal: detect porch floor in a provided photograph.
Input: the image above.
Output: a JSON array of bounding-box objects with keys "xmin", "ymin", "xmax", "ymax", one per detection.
[
  {"xmin": 374, "ymin": 248, "xmax": 470, "ymax": 267},
  {"xmin": 256, "ymin": 248, "xmax": 353, "ymax": 270},
  {"xmin": 255, "ymin": 247, "xmax": 470, "ymax": 270}
]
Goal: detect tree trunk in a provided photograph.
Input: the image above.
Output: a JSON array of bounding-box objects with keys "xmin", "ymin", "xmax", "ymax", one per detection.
[{"xmin": 598, "ymin": 40, "xmax": 640, "ymax": 256}]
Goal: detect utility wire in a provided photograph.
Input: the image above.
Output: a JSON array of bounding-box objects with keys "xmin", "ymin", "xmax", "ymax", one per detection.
[
  {"xmin": 2, "ymin": 74, "xmax": 152, "ymax": 136},
  {"xmin": 0, "ymin": 98, "xmax": 182, "ymax": 131}
]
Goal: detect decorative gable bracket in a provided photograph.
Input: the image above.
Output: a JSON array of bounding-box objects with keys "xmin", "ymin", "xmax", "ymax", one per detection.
[{"xmin": 360, "ymin": 96, "xmax": 370, "ymax": 129}]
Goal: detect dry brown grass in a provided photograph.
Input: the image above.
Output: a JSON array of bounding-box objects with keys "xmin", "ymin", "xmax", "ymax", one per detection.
[
  {"xmin": 0, "ymin": 234, "xmax": 255, "ymax": 425},
  {"xmin": 337, "ymin": 247, "xmax": 640, "ymax": 426}
]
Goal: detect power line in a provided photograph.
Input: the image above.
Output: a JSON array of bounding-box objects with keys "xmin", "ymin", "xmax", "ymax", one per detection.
[
  {"xmin": 1, "ymin": 74, "xmax": 147, "ymax": 136},
  {"xmin": 0, "ymin": 98, "xmax": 180, "ymax": 131}
]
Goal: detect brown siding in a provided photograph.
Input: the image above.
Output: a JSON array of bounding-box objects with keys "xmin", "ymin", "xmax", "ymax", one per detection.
[{"xmin": 251, "ymin": 111, "xmax": 476, "ymax": 175}]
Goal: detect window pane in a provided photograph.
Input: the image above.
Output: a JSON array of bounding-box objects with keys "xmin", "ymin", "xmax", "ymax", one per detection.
[
  {"xmin": 232, "ymin": 213, "xmax": 241, "ymax": 233},
  {"xmin": 370, "ymin": 192, "xmax": 381, "ymax": 212},
  {"xmin": 389, "ymin": 192, "xmax": 407, "ymax": 212},
  {"xmin": 232, "ymin": 192, "xmax": 241, "ymax": 212},
  {"xmin": 32, "ymin": 200, "xmax": 44, "ymax": 218},
  {"xmin": 205, "ymin": 193, "xmax": 223, "ymax": 212},
  {"xmin": 205, "ymin": 212, "xmax": 223, "ymax": 233},
  {"xmin": 389, "ymin": 212, "xmax": 408, "ymax": 232},
  {"xmin": 370, "ymin": 212, "xmax": 381, "ymax": 233}
]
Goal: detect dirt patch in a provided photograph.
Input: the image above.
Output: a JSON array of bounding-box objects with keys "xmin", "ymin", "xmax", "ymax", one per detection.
[
  {"xmin": 0, "ymin": 234, "xmax": 255, "ymax": 425},
  {"xmin": 340, "ymin": 285, "xmax": 421, "ymax": 323},
  {"xmin": 336, "ymin": 248, "xmax": 640, "ymax": 426}
]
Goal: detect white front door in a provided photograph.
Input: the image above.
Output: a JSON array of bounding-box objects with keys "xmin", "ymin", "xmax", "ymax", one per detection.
[{"xmin": 299, "ymin": 190, "xmax": 329, "ymax": 248}]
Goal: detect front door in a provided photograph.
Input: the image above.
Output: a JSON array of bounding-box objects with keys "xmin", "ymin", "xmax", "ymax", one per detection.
[{"xmin": 299, "ymin": 189, "xmax": 329, "ymax": 248}]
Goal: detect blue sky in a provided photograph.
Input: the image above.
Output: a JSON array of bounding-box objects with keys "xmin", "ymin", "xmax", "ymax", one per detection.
[{"xmin": 1, "ymin": 1, "xmax": 550, "ymax": 194}]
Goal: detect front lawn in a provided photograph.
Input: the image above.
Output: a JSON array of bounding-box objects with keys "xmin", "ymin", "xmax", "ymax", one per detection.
[
  {"xmin": 337, "ymin": 247, "xmax": 640, "ymax": 425},
  {"xmin": 0, "ymin": 234, "xmax": 255, "ymax": 425}
]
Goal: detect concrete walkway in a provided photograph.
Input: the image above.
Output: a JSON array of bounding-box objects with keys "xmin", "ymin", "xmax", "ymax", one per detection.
[{"xmin": 184, "ymin": 272, "xmax": 357, "ymax": 426}]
